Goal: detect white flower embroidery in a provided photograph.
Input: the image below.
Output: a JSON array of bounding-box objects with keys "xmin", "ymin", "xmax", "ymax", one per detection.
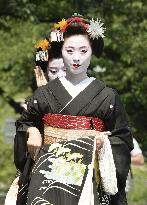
[
  {"xmin": 40, "ymin": 144, "xmax": 86, "ymax": 186},
  {"xmin": 48, "ymin": 143, "xmax": 62, "ymax": 152},
  {"xmin": 66, "ymin": 153, "xmax": 83, "ymax": 161}
]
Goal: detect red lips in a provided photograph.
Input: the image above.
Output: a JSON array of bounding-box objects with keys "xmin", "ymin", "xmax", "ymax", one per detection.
[{"xmin": 73, "ymin": 64, "xmax": 80, "ymax": 69}]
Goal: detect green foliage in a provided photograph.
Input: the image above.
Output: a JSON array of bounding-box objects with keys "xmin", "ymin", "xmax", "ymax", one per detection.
[
  {"xmin": 89, "ymin": 0, "xmax": 147, "ymax": 150},
  {"xmin": 0, "ymin": 139, "xmax": 15, "ymax": 182},
  {"xmin": 0, "ymin": 18, "xmax": 49, "ymax": 95}
]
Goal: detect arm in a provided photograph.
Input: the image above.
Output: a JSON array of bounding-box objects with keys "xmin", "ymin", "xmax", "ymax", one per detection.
[
  {"xmin": 131, "ymin": 154, "xmax": 144, "ymax": 165},
  {"xmin": 131, "ymin": 138, "xmax": 144, "ymax": 166}
]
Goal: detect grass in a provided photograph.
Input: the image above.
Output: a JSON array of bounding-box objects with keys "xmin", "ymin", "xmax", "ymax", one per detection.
[
  {"xmin": 0, "ymin": 92, "xmax": 31, "ymax": 182},
  {"xmin": 128, "ymin": 164, "xmax": 147, "ymax": 205},
  {"xmin": 0, "ymin": 105, "xmax": 17, "ymax": 183}
]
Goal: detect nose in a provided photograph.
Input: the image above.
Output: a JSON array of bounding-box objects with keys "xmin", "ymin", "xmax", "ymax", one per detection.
[{"xmin": 73, "ymin": 52, "xmax": 80, "ymax": 64}]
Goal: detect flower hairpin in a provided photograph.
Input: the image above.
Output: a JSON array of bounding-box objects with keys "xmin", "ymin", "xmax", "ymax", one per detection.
[
  {"xmin": 34, "ymin": 39, "xmax": 50, "ymax": 51},
  {"xmin": 50, "ymin": 18, "xmax": 68, "ymax": 42},
  {"xmin": 54, "ymin": 19, "xmax": 68, "ymax": 31},
  {"xmin": 87, "ymin": 18, "xmax": 106, "ymax": 39}
]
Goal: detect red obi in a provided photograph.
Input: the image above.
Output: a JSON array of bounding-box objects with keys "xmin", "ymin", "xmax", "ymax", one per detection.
[{"xmin": 42, "ymin": 113, "xmax": 105, "ymax": 131}]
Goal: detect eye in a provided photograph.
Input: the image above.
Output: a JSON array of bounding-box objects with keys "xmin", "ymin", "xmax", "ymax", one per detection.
[
  {"xmin": 61, "ymin": 67, "xmax": 66, "ymax": 72},
  {"xmin": 80, "ymin": 49, "xmax": 87, "ymax": 54},
  {"xmin": 50, "ymin": 70, "xmax": 57, "ymax": 74},
  {"xmin": 48, "ymin": 69, "xmax": 58, "ymax": 74},
  {"xmin": 66, "ymin": 49, "xmax": 73, "ymax": 54}
]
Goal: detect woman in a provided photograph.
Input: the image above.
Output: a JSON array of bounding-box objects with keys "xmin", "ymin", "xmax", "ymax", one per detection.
[
  {"xmin": 5, "ymin": 41, "xmax": 66, "ymax": 205},
  {"xmin": 14, "ymin": 14, "xmax": 133, "ymax": 205},
  {"xmin": 25, "ymin": 42, "xmax": 66, "ymax": 107},
  {"xmin": 34, "ymin": 57, "xmax": 65, "ymax": 86},
  {"xmin": 34, "ymin": 39, "xmax": 66, "ymax": 86}
]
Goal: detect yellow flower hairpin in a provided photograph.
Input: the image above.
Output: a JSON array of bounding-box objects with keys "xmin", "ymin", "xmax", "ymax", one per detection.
[
  {"xmin": 54, "ymin": 19, "xmax": 67, "ymax": 31},
  {"xmin": 34, "ymin": 39, "xmax": 50, "ymax": 51}
]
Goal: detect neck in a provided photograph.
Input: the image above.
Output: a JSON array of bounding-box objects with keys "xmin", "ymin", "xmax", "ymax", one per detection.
[{"xmin": 66, "ymin": 72, "xmax": 88, "ymax": 85}]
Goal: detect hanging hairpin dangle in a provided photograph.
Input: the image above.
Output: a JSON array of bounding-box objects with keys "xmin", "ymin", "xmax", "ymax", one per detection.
[
  {"xmin": 50, "ymin": 31, "xmax": 64, "ymax": 42},
  {"xmin": 35, "ymin": 50, "xmax": 48, "ymax": 62}
]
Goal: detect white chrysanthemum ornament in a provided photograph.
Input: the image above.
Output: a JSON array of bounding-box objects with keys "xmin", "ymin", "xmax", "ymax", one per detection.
[{"xmin": 87, "ymin": 18, "xmax": 106, "ymax": 39}]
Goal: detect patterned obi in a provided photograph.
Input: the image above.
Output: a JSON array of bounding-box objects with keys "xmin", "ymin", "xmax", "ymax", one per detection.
[{"xmin": 42, "ymin": 113, "xmax": 105, "ymax": 144}]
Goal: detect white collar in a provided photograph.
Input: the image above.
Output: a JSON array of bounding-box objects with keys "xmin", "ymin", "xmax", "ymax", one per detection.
[{"xmin": 59, "ymin": 76, "xmax": 95, "ymax": 98}]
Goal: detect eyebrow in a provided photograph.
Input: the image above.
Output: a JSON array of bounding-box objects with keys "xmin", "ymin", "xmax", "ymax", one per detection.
[
  {"xmin": 65, "ymin": 46, "xmax": 74, "ymax": 49},
  {"xmin": 65, "ymin": 46, "xmax": 88, "ymax": 49},
  {"xmin": 48, "ymin": 67, "xmax": 58, "ymax": 69},
  {"xmin": 80, "ymin": 46, "xmax": 88, "ymax": 49}
]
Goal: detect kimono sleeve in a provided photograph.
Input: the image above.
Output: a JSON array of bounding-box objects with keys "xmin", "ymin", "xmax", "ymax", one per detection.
[
  {"xmin": 103, "ymin": 89, "xmax": 134, "ymax": 203},
  {"xmin": 14, "ymin": 91, "xmax": 44, "ymax": 172},
  {"xmin": 104, "ymin": 89, "xmax": 133, "ymax": 151}
]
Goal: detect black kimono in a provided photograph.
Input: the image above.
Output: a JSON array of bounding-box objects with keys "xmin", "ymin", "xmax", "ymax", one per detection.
[{"xmin": 14, "ymin": 78, "xmax": 133, "ymax": 205}]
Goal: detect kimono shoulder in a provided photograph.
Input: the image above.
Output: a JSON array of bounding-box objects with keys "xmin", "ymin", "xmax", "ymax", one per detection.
[{"xmin": 27, "ymin": 83, "xmax": 56, "ymax": 114}]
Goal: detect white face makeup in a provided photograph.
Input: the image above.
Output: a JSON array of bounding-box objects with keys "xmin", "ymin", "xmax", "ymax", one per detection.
[
  {"xmin": 47, "ymin": 58, "xmax": 66, "ymax": 81},
  {"xmin": 62, "ymin": 35, "xmax": 92, "ymax": 75}
]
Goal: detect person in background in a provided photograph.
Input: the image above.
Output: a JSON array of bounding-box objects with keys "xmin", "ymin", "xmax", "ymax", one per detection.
[
  {"xmin": 24, "ymin": 40, "xmax": 66, "ymax": 108},
  {"xmin": 125, "ymin": 137, "xmax": 144, "ymax": 193},
  {"xmin": 131, "ymin": 138, "xmax": 144, "ymax": 166},
  {"xmin": 34, "ymin": 38, "xmax": 66, "ymax": 87}
]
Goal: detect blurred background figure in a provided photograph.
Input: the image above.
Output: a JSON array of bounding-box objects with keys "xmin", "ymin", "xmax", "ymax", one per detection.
[
  {"xmin": 131, "ymin": 138, "xmax": 144, "ymax": 166},
  {"xmin": 126, "ymin": 137, "xmax": 144, "ymax": 193}
]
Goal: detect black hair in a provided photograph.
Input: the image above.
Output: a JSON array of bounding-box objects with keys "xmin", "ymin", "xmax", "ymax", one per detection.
[
  {"xmin": 35, "ymin": 42, "xmax": 63, "ymax": 73},
  {"xmin": 48, "ymin": 42, "xmax": 63, "ymax": 62},
  {"xmin": 63, "ymin": 21, "xmax": 104, "ymax": 58}
]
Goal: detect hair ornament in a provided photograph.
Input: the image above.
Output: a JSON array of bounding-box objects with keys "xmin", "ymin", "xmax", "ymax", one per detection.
[
  {"xmin": 87, "ymin": 18, "xmax": 106, "ymax": 39},
  {"xmin": 52, "ymin": 14, "xmax": 106, "ymax": 42},
  {"xmin": 34, "ymin": 39, "xmax": 50, "ymax": 62},
  {"xmin": 50, "ymin": 31, "xmax": 64, "ymax": 42},
  {"xmin": 71, "ymin": 13, "xmax": 83, "ymax": 18},
  {"xmin": 35, "ymin": 50, "xmax": 48, "ymax": 62},
  {"xmin": 34, "ymin": 39, "xmax": 50, "ymax": 51},
  {"xmin": 54, "ymin": 18, "xmax": 68, "ymax": 31}
]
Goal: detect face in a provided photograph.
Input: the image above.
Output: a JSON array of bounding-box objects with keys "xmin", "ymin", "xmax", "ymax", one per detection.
[
  {"xmin": 47, "ymin": 58, "xmax": 66, "ymax": 81},
  {"xmin": 62, "ymin": 35, "xmax": 92, "ymax": 75}
]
